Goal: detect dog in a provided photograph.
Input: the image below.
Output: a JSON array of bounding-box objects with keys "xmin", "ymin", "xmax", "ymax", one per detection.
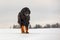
[{"xmin": 18, "ymin": 7, "xmax": 31, "ymax": 33}]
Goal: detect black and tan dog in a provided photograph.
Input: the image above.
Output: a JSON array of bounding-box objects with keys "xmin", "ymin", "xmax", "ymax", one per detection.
[{"xmin": 18, "ymin": 7, "xmax": 31, "ymax": 33}]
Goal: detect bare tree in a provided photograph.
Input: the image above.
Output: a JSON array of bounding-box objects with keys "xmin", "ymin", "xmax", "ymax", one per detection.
[
  {"xmin": 44, "ymin": 24, "xmax": 51, "ymax": 28},
  {"xmin": 34, "ymin": 24, "xmax": 42, "ymax": 28}
]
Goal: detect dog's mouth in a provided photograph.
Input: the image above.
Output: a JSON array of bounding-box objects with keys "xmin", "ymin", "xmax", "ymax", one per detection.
[{"xmin": 25, "ymin": 14, "xmax": 29, "ymax": 16}]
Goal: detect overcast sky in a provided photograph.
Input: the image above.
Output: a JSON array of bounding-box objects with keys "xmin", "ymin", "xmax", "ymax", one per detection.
[{"xmin": 0, "ymin": 0, "xmax": 60, "ymax": 28}]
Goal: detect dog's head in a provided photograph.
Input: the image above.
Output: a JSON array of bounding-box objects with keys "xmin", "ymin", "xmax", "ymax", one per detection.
[{"xmin": 21, "ymin": 7, "xmax": 31, "ymax": 16}]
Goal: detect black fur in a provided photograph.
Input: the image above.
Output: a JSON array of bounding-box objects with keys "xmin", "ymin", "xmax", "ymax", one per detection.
[{"xmin": 18, "ymin": 7, "xmax": 31, "ymax": 27}]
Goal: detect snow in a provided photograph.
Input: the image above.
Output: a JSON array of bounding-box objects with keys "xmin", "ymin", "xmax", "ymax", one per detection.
[{"xmin": 0, "ymin": 28, "xmax": 60, "ymax": 40}]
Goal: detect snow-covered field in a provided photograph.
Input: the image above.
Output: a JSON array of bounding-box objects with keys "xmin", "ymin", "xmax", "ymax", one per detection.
[{"xmin": 0, "ymin": 28, "xmax": 60, "ymax": 40}]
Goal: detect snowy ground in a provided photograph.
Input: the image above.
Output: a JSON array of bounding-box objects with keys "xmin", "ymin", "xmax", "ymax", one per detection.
[{"xmin": 0, "ymin": 28, "xmax": 60, "ymax": 40}]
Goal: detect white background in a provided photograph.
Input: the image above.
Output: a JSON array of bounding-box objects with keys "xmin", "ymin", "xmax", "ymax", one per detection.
[{"xmin": 0, "ymin": 28, "xmax": 60, "ymax": 40}]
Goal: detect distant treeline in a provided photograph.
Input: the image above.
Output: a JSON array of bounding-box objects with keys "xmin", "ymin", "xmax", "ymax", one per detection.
[{"xmin": 13, "ymin": 23, "xmax": 60, "ymax": 29}]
